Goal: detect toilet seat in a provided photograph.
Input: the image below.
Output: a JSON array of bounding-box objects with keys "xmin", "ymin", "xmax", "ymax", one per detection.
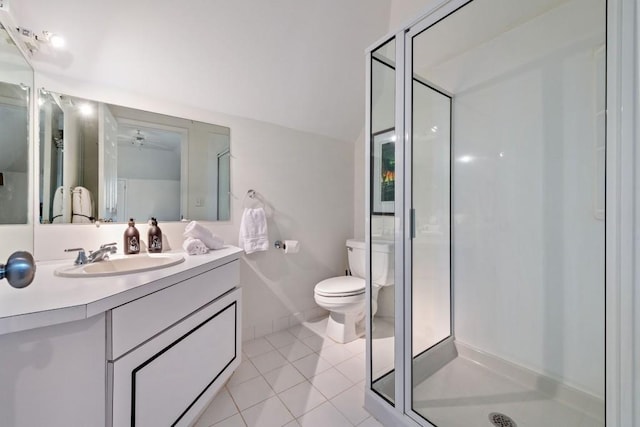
[{"xmin": 314, "ymin": 276, "xmax": 365, "ymax": 297}]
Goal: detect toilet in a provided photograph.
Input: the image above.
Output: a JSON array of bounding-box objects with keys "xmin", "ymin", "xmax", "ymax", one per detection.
[{"xmin": 314, "ymin": 239, "xmax": 394, "ymax": 343}]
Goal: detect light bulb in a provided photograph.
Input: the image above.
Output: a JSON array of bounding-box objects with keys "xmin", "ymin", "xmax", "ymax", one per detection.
[{"xmin": 50, "ymin": 34, "xmax": 65, "ymax": 48}]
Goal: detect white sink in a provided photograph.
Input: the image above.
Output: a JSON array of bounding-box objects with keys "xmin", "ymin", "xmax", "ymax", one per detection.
[{"xmin": 55, "ymin": 253, "xmax": 185, "ymax": 278}]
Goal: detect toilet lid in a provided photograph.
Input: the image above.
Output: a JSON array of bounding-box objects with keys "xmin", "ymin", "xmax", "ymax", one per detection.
[{"xmin": 315, "ymin": 276, "xmax": 365, "ymax": 297}]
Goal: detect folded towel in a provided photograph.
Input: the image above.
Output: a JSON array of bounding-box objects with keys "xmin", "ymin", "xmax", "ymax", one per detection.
[
  {"xmin": 51, "ymin": 186, "xmax": 66, "ymax": 223},
  {"xmin": 72, "ymin": 186, "xmax": 94, "ymax": 223},
  {"xmin": 182, "ymin": 237, "xmax": 209, "ymax": 255},
  {"xmin": 238, "ymin": 207, "xmax": 268, "ymax": 254},
  {"xmin": 183, "ymin": 221, "xmax": 224, "ymax": 250}
]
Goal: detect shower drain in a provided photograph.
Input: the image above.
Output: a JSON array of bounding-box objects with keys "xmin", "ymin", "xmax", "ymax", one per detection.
[{"xmin": 488, "ymin": 412, "xmax": 517, "ymax": 427}]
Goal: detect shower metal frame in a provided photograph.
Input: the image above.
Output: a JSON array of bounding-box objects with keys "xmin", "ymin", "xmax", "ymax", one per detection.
[{"xmin": 364, "ymin": 0, "xmax": 638, "ymax": 426}]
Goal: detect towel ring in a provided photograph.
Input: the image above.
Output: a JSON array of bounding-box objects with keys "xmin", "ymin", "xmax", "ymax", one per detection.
[{"xmin": 243, "ymin": 189, "xmax": 264, "ymax": 208}]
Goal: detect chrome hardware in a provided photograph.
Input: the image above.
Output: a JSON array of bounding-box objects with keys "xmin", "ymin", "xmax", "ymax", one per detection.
[
  {"xmin": 0, "ymin": 251, "xmax": 36, "ymax": 289},
  {"xmin": 65, "ymin": 242, "xmax": 117, "ymax": 265},
  {"xmin": 65, "ymin": 248, "xmax": 88, "ymax": 265},
  {"xmin": 87, "ymin": 243, "xmax": 117, "ymax": 263},
  {"xmin": 274, "ymin": 240, "xmax": 283, "ymax": 249},
  {"xmin": 410, "ymin": 208, "xmax": 416, "ymax": 239}
]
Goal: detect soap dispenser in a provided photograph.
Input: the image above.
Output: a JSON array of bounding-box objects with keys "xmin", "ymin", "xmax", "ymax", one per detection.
[
  {"xmin": 124, "ymin": 218, "xmax": 140, "ymax": 255},
  {"xmin": 148, "ymin": 217, "xmax": 162, "ymax": 253}
]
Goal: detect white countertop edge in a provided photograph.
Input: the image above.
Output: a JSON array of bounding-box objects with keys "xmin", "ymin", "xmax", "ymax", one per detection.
[
  {"xmin": 0, "ymin": 246, "xmax": 243, "ymax": 336},
  {"xmin": 85, "ymin": 251, "xmax": 242, "ymax": 317},
  {"xmin": 0, "ymin": 305, "xmax": 87, "ymax": 336}
]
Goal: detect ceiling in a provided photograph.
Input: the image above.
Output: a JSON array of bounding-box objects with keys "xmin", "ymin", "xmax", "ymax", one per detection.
[
  {"xmin": 117, "ymin": 124, "xmax": 182, "ymax": 153},
  {"xmin": 12, "ymin": 0, "xmax": 392, "ymax": 143}
]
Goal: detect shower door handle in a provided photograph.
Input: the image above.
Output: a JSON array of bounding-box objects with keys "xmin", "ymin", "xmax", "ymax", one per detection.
[{"xmin": 410, "ymin": 208, "xmax": 416, "ymax": 239}]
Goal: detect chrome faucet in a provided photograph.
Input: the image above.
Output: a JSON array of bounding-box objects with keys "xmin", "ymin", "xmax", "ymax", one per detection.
[
  {"xmin": 65, "ymin": 242, "xmax": 117, "ymax": 265},
  {"xmin": 87, "ymin": 242, "xmax": 117, "ymax": 263}
]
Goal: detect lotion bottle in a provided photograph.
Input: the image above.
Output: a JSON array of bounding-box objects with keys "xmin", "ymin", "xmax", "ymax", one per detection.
[
  {"xmin": 148, "ymin": 217, "xmax": 162, "ymax": 253},
  {"xmin": 124, "ymin": 218, "xmax": 140, "ymax": 255}
]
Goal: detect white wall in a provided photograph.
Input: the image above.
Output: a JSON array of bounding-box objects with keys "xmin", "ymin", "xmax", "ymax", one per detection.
[
  {"xmin": 388, "ymin": 0, "xmax": 433, "ymax": 31},
  {"xmin": 33, "ymin": 76, "xmax": 353, "ymax": 337},
  {"xmin": 447, "ymin": 1, "xmax": 605, "ymax": 397},
  {"xmin": 412, "ymin": 81, "xmax": 451, "ymax": 354}
]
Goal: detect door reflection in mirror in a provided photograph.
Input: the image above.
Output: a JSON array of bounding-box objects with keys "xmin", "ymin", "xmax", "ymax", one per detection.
[{"xmin": 0, "ymin": 81, "xmax": 29, "ymax": 224}]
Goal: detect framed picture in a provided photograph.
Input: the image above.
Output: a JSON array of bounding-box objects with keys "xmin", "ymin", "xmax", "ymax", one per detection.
[{"xmin": 372, "ymin": 129, "xmax": 395, "ymax": 215}]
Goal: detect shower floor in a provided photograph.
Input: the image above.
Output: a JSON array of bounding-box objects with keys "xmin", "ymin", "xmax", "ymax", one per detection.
[
  {"xmin": 369, "ymin": 328, "xmax": 604, "ymax": 427},
  {"xmin": 412, "ymin": 354, "xmax": 603, "ymax": 427}
]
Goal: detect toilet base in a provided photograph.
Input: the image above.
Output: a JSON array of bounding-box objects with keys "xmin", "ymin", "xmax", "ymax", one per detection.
[{"xmin": 326, "ymin": 310, "xmax": 364, "ymax": 343}]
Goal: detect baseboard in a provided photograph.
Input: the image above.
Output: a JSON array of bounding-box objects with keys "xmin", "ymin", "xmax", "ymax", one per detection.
[
  {"xmin": 242, "ymin": 306, "xmax": 329, "ymax": 342},
  {"xmin": 413, "ymin": 337, "xmax": 458, "ymax": 385},
  {"xmin": 364, "ymin": 389, "xmax": 425, "ymax": 427},
  {"xmin": 455, "ymin": 340, "xmax": 604, "ymax": 422}
]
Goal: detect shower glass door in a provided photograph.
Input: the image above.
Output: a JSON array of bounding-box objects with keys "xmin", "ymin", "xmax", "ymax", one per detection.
[
  {"xmin": 407, "ymin": 0, "xmax": 606, "ymax": 426},
  {"xmin": 369, "ymin": 37, "xmax": 397, "ymax": 404},
  {"xmin": 408, "ymin": 79, "xmax": 452, "ymax": 370}
]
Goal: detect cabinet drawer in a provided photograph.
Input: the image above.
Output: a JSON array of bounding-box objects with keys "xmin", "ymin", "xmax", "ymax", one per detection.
[
  {"xmin": 109, "ymin": 259, "xmax": 239, "ymax": 360},
  {"xmin": 109, "ymin": 288, "xmax": 241, "ymax": 427}
]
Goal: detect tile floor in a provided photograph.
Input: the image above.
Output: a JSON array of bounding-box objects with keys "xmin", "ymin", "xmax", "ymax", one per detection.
[{"xmin": 194, "ymin": 317, "xmax": 383, "ymax": 427}]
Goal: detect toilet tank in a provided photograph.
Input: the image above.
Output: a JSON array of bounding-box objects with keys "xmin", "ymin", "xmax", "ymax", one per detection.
[{"xmin": 346, "ymin": 239, "xmax": 394, "ymax": 285}]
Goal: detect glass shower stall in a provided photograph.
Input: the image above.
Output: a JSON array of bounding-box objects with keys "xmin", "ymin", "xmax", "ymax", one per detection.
[{"xmin": 365, "ymin": 0, "xmax": 612, "ymax": 425}]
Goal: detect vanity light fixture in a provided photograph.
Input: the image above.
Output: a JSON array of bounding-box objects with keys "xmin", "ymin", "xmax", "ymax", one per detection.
[
  {"xmin": 46, "ymin": 31, "xmax": 65, "ymax": 48},
  {"xmin": 15, "ymin": 27, "xmax": 65, "ymax": 53},
  {"xmin": 36, "ymin": 30, "xmax": 65, "ymax": 49}
]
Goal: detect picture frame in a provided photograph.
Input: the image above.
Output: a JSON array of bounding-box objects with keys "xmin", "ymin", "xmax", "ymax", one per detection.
[{"xmin": 372, "ymin": 129, "xmax": 395, "ymax": 215}]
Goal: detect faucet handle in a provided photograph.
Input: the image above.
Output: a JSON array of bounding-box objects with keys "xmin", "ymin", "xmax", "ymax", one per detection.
[
  {"xmin": 100, "ymin": 242, "xmax": 117, "ymax": 249},
  {"xmin": 64, "ymin": 248, "xmax": 87, "ymax": 265}
]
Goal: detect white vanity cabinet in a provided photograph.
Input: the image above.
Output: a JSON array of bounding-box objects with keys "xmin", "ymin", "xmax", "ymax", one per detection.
[
  {"xmin": 107, "ymin": 260, "xmax": 241, "ymax": 427},
  {"xmin": 0, "ymin": 247, "xmax": 243, "ymax": 427}
]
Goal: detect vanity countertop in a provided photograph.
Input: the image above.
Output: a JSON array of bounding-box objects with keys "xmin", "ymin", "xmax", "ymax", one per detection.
[{"xmin": 0, "ymin": 246, "xmax": 243, "ymax": 336}]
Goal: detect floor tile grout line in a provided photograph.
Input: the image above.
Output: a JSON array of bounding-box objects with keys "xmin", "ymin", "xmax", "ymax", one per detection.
[
  {"xmin": 204, "ymin": 317, "xmax": 376, "ymax": 427},
  {"xmin": 222, "ymin": 384, "xmax": 248, "ymax": 427}
]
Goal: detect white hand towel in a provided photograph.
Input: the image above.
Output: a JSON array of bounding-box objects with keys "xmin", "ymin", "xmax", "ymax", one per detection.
[
  {"xmin": 238, "ymin": 207, "xmax": 268, "ymax": 254},
  {"xmin": 182, "ymin": 237, "xmax": 209, "ymax": 255},
  {"xmin": 51, "ymin": 186, "xmax": 65, "ymax": 223},
  {"xmin": 183, "ymin": 221, "xmax": 224, "ymax": 250},
  {"xmin": 72, "ymin": 186, "xmax": 94, "ymax": 223}
]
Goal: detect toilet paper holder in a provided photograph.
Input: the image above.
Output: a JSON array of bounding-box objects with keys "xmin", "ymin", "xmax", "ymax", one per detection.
[{"xmin": 274, "ymin": 240, "xmax": 299, "ymax": 253}]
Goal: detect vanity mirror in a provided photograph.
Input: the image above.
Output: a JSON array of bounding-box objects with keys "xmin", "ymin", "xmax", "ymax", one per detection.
[
  {"xmin": 0, "ymin": 25, "xmax": 32, "ymax": 225},
  {"xmin": 38, "ymin": 91, "xmax": 231, "ymax": 224}
]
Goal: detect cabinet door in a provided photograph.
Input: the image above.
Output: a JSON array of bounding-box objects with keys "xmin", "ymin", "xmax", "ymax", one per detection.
[{"xmin": 109, "ymin": 288, "xmax": 241, "ymax": 427}]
